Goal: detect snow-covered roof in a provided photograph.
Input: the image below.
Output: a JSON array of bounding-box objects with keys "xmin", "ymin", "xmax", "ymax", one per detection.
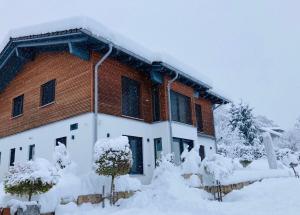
[{"xmin": 0, "ymin": 16, "xmax": 230, "ymax": 104}]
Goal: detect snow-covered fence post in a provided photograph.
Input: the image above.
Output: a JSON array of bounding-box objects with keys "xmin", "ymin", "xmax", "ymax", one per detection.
[
  {"xmin": 94, "ymin": 136, "xmax": 132, "ymax": 205},
  {"xmin": 262, "ymin": 132, "xmax": 278, "ymax": 169}
]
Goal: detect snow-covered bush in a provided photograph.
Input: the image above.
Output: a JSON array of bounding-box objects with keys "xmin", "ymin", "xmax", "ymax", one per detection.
[
  {"xmin": 94, "ymin": 136, "xmax": 132, "ymax": 202},
  {"xmin": 276, "ymin": 148, "xmax": 300, "ymax": 166},
  {"xmin": 4, "ymin": 158, "xmax": 58, "ymax": 201},
  {"xmin": 200, "ymin": 154, "xmax": 235, "ymax": 182},
  {"xmin": 181, "ymin": 146, "xmax": 202, "ymax": 174},
  {"xmin": 53, "ymin": 143, "xmax": 72, "ymax": 170}
]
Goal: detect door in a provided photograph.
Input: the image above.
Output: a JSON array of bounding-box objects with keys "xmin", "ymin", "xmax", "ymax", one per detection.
[{"xmin": 172, "ymin": 138, "xmax": 194, "ymax": 165}]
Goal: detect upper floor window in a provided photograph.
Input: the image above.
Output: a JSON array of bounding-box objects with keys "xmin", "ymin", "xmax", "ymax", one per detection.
[
  {"xmin": 195, "ymin": 104, "xmax": 203, "ymax": 132},
  {"xmin": 170, "ymin": 90, "xmax": 191, "ymax": 124},
  {"xmin": 152, "ymin": 85, "xmax": 160, "ymax": 122},
  {"xmin": 122, "ymin": 77, "xmax": 140, "ymax": 118},
  {"xmin": 12, "ymin": 94, "xmax": 24, "ymax": 117},
  {"xmin": 41, "ymin": 79, "xmax": 56, "ymax": 106}
]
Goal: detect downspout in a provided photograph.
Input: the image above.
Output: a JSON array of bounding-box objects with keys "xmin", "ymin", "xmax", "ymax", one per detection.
[
  {"xmin": 93, "ymin": 43, "xmax": 113, "ymax": 145},
  {"xmin": 167, "ymin": 72, "xmax": 179, "ymax": 153}
]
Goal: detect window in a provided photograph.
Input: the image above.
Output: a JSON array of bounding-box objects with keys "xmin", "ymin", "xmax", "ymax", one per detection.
[
  {"xmin": 122, "ymin": 77, "xmax": 140, "ymax": 118},
  {"xmin": 195, "ymin": 104, "xmax": 203, "ymax": 132},
  {"xmin": 70, "ymin": 123, "xmax": 78, "ymax": 131},
  {"xmin": 9, "ymin": 148, "xmax": 15, "ymax": 166},
  {"xmin": 170, "ymin": 91, "xmax": 191, "ymax": 124},
  {"xmin": 125, "ymin": 135, "xmax": 143, "ymax": 174},
  {"xmin": 172, "ymin": 138, "xmax": 194, "ymax": 165},
  {"xmin": 152, "ymin": 86, "xmax": 160, "ymax": 121},
  {"xmin": 0, "ymin": 152, "xmax": 2, "ymax": 165},
  {"xmin": 12, "ymin": 94, "xmax": 24, "ymax": 117},
  {"xmin": 28, "ymin": 144, "xmax": 35, "ymax": 161},
  {"xmin": 154, "ymin": 138, "xmax": 163, "ymax": 167},
  {"xmin": 41, "ymin": 79, "xmax": 56, "ymax": 106},
  {"xmin": 199, "ymin": 145, "xmax": 205, "ymax": 161},
  {"xmin": 56, "ymin": 137, "xmax": 67, "ymax": 147}
]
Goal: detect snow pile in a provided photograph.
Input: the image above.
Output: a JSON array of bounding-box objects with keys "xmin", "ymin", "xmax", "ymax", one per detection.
[
  {"xmin": 180, "ymin": 146, "xmax": 202, "ymax": 174},
  {"xmin": 53, "ymin": 143, "xmax": 72, "ymax": 170},
  {"xmin": 5, "ymin": 199, "xmax": 38, "ymax": 214},
  {"xmin": 200, "ymin": 154, "xmax": 236, "ymax": 182},
  {"xmin": 93, "ymin": 136, "xmax": 132, "ymax": 167},
  {"xmin": 4, "ymin": 158, "xmax": 58, "ymax": 188},
  {"xmin": 276, "ymin": 148, "xmax": 299, "ymax": 166},
  {"xmin": 115, "ymin": 175, "xmax": 141, "ymax": 192}
]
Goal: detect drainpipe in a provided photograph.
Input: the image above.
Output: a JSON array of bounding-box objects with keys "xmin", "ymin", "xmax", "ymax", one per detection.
[
  {"xmin": 93, "ymin": 43, "xmax": 113, "ymax": 146},
  {"xmin": 167, "ymin": 71, "xmax": 179, "ymax": 153}
]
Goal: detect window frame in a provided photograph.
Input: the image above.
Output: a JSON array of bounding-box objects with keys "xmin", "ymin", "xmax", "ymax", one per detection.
[
  {"xmin": 9, "ymin": 148, "xmax": 16, "ymax": 166},
  {"xmin": 121, "ymin": 76, "xmax": 141, "ymax": 119},
  {"xmin": 195, "ymin": 104, "xmax": 204, "ymax": 132},
  {"xmin": 56, "ymin": 136, "xmax": 67, "ymax": 147},
  {"xmin": 12, "ymin": 94, "xmax": 24, "ymax": 118},
  {"xmin": 152, "ymin": 85, "xmax": 161, "ymax": 122},
  {"xmin": 124, "ymin": 135, "xmax": 144, "ymax": 175},
  {"xmin": 28, "ymin": 144, "xmax": 35, "ymax": 161},
  {"xmin": 170, "ymin": 90, "xmax": 192, "ymax": 124},
  {"xmin": 40, "ymin": 79, "xmax": 56, "ymax": 107}
]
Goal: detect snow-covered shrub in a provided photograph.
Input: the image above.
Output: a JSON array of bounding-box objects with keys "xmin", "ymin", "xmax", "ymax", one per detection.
[
  {"xmin": 4, "ymin": 158, "xmax": 58, "ymax": 201},
  {"xmin": 200, "ymin": 154, "xmax": 235, "ymax": 183},
  {"xmin": 94, "ymin": 136, "xmax": 132, "ymax": 202},
  {"xmin": 181, "ymin": 146, "xmax": 202, "ymax": 174},
  {"xmin": 276, "ymin": 148, "xmax": 300, "ymax": 166},
  {"xmin": 53, "ymin": 143, "xmax": 72, "ymax": 170}
]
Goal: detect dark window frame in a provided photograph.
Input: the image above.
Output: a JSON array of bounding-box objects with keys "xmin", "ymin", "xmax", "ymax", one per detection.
[
  {"xmin": 56, "ymin": 136, "xmax": 67, "ymax": 147},
  {"xmin": 28, "ymin": 144, "xmax": 35, "ymax": 161},
  {"xmin": 124, "ymin": 135, "xmax": 143, "ymax": 175},
  {"xmin": 12, "ymin": 94, "xmax": 24, "ymax": 117},
  {"xmin": 170, "ymin": 90, "xmax": 192, "ymax": 124},
  {"xmin": 154, "ymin": 138, "xmax": 162, "ymax": 167},
  {"xmin": 40, "ymin": 79, "xmax": 56, "ymax": 107},
  {"xmin": 195, "ymin": 104, "xmax": 204, "ymax": 132},
  {"xmin": 9, "ymin": 148, "xmax": 15, "ymax": 166},
  {"xmin": 152, "ymin": 85, "xmax": 161, "ymax": 122},
  {"xmin": 121, "ymin": 77, "xmax": 141, "ymax": 118}
]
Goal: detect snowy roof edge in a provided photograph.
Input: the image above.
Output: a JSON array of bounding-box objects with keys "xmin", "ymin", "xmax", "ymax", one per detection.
[{"xmin": 0, "ymin": 16, "xmax": 230, "ymax": 103}]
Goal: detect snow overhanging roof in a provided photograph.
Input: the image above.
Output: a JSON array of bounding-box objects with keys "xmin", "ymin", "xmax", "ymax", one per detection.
[{"xmin": 0, "ymin": 17, "xmax": 230, "ymax": 104}]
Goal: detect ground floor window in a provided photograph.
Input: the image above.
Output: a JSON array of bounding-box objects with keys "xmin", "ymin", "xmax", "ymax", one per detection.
[
  {"xmin": 154, "ymin": 138, "xmax": 163, "ymax": 167},
  {"xmin": 125, "ymin": 135, "xmax": 143, "ymax": 174},
  {"xmin": 56, "ymin": 137, "xmax": 67, "ymax": 147},
  {"xmin": 172, "ymin": 138, "xmax": 194, "ymax": 165},
  {"xmin": 9, "ymin": 148, "xmax": 15, "ymax": 166},
  {"xmin": 28, "ymin": 144, "xmax": 35, "ymax": 161},
  {"xmin": 199, "ymin": 145, "xmax": 205, "ymax": 161}
]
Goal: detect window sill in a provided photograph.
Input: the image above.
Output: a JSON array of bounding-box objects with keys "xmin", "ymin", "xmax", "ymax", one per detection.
[
  {"xmin": 39, "ymin": 101, "xmax": 55, "ymax": 109},
  {"xmin": 172, "ymin": 120, "xmax": 194, "ymax": 127},
  {"xmin": 11, "ymin": 114, "xmax": 23, "ymax": 119},
  {"xmin": 121, "ymin": 115, "xmax": 144, "ymax": 121}
]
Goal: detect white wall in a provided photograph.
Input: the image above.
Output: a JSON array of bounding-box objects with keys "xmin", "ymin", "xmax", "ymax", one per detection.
[
  {"xmin": 0, "ymin": 112, "xmax": 217, "ymax": 184},
  {"xmin": 0, "ymin": 113, "xmax": 94, "ymax": 178}
]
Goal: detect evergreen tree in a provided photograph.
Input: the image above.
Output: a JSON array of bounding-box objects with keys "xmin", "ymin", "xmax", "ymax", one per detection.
[{"xmin": 229, "ymin": 102, "xmax": 259, "ymax": 146}]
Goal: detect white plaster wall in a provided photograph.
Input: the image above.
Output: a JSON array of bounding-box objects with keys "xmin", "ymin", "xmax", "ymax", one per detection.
[
  {"xmin": 0, "ymin": 113, "xmax": 94, "ymax": 178},
  {"xmin": 0, "ymin": 112, "xmax": 217, "ymax": 184}
]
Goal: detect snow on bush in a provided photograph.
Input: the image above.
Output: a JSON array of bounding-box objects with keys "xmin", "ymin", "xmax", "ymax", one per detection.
[
  {"xmin": 181, "ymin": 146, "xmax": 202, "ymax": 174},
  {"xmin": 94, "ymin": 136, "xmax": 132, "ymax": 203},
  {"xmin": 200, "ymin": 154, "xmax": 235, "ymax": 182},
  {"xmin": 5, "ymin": 199, "xmax": 38, "ymax": 214},
  {"xmin": 53, "ymin": 143, "xmax": 72, "ymax": 170},
  {"xmin": 4, "ymin": 158, "xmax": 58, "ymax": 201},
  {"xmin": 276, "ymin": 148, "xmax": 300, "ymax": 166}
]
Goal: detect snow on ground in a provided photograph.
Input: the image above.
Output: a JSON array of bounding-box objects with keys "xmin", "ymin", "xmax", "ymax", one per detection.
[
  {"xmin": 54, "ymin": 158, "xmax": 300, "ymax": 215},
  {"xmin": 55, "ymin": 176, "xmax": 300, "ymax": 215}
]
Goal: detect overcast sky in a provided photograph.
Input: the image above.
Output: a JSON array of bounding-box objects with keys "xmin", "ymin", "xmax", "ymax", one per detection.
[{"xmin": 1, "ymin": 0, "xmax": 299, "ymax": 129}]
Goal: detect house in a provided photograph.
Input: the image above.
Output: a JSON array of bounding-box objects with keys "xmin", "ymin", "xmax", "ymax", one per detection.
[{"xmin": 0, "ymin": 18, "xmax": 229, "ymax": 184}]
